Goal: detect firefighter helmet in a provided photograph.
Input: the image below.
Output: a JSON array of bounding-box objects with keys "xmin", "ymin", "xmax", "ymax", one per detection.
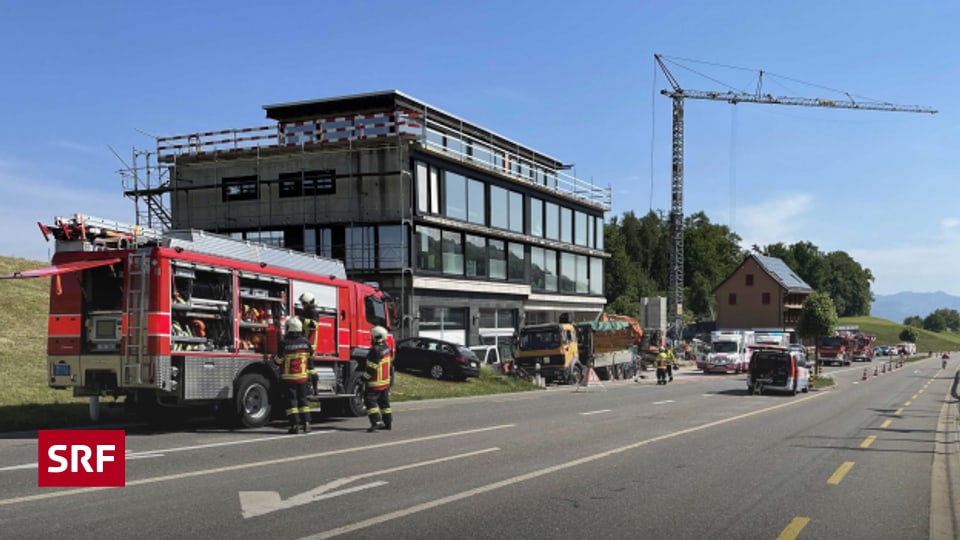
[
  {"xmin": 285, "ymin": 317, "xmax": 303, "ymax": 334},
  {"xmin": 299, "ymin": 292, "xmax": 316, "ymax": 307},
  {"xmin": 371, "ymin": 326, "xmax": 388, "ymax": 343}
]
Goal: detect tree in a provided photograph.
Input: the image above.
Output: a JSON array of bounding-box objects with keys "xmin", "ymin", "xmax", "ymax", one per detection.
[
  {"xmin": 797, "ymin": 292, "xmax": 838, "ymax": 378},
  {"xmin": 899, "ymin": 327, "xmax": 918, "ymax": 343},
  {"xmin": 819, "ymin": 251, "xmax": 874, "ymax": 317},
  {"xmin": 683, "ymin": 212, "xmax": 743, "ymax": 319},
  {"xmin": 903, "ymin": 315, "xmax": 923, "ymax": 327},
  {"xmin": 923, "ymin": 312, "xmax": 947, "ymax": 333},
  {"xmin": 931, "ymin": 308, "xmax": 960, "ymax": 332}
]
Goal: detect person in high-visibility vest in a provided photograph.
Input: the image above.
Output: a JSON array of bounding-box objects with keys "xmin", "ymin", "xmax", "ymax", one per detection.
[
  {"xmin": 275, "ymin": 317, "xmax": 315, "ymax": 434},
  {"xmin": 363, "ymin": 326, "xmax": 394, "ymax": 432},
  {"xmin": 665, "ymin": 345, "xmax": 676, "ymax": 382},
  {"xmin": 656, "ymin": 350, "xmax": 669, "ymax": 385}
]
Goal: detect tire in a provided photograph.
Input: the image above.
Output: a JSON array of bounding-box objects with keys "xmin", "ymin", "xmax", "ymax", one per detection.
[
  {"xmin": 342, "ymin": 371, "xmax": 367, "ymax": 417},
  {"xmin": 235, "ymin": 373, "xmax": 272, "ymax": 428},
  {"xmin": 430, "ymin": 363, "xmax": 446, "ymax": 380},
  {"xmin": 569, "ymin": 363, "xmax": 583, "ymax": 385}
]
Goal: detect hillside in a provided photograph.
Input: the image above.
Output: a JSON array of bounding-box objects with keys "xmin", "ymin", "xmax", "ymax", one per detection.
[{"xmin": 839, "ymin": 315, "xmax": 960, "ymax": 353}]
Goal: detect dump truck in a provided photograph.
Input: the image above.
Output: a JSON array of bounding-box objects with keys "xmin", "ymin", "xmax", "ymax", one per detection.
[
  {"xmin": 575, "ymin": 320, "xmax": 638, "ymax": 380},
  {"xmin": 515, "ymin": 322, "xmax": 582, "ymax": 384}
]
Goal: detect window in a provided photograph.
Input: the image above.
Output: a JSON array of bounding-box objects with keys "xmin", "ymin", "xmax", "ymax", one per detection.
[
  {"xmin": 560, "ymin": 207, "xmax": 573, "ymax": 243},
  {"xmin": 729, "ymin": 293, "xmax": 737, "ymax": 306},
  {"xmin": 465, "ymin": 235, "xmax": 487, "ymax": 278},
  {"xmin": 489, "ymin": 239, "xmax": 506, "ymax": 280},
  {"xmin": 530, "ymin": 246, "xmax": 546, "ymax": 290},
  {"xmin": 576, "ymin": 255, "xmax": 588, "ymax": 294},
  {"xmin": 378, "ymin": 225, "xmax": 407, "ymax": 269},
  {"xmin": 222, "ymin": 175, "xmax": 258, "ymax": 201},
  {"xmin": 442, "ymin": 230, "xmax": 463, "ymax": 275},
  {"xmin": 587, "ymin": 214, "xmax": 594, "ymax": 249},
  {"xmin": 416, "ymin": 226, "xmax": 441, "ymax": 272},
  {"xmin": 508, "ymin": 191, "xmax": 523, "ymax": 233},
  {"xmin": 345, "ymin": 226, "xmax": 375, "ymax": 270},
  {"xmin": 762, "ymin": 292, "xmax": 771, "ymax": 305},
  {"xmin": 544, "ymin": 249, "xmax": 558, "ymax": 292},
  {"xmin": 490, "ymin": 186, "xmax": 508, "ymax": 229},
  {"xmin": 467, "ymin": 178, "xmax": 485, "ymax": 225},
  {"xmin": 589, "ymin": 257, "xmax": 603, "ymax": 295},
  {"xmin": 415, "ymin": 161, "xmax": 440, "ymax": 214},
  {"xmin": 574, "ymin": 212, "xmax": 587, "ymax": 246},
  {"xmin": 244, "ymin": 230, "xmax": 284, "ymax": 247},
  {"xmin": 507, "ymin": 242, "xmax": 525, "ymax": 282},
  {"xmin": 545, "ymin": 202, "xmax": 559, "ymax": 240},
  {"xmin": 596, "ymin": 216, "xmax": 604, "ymax": 250},
  {"xmin": 530, "ymin": 198, "xmax": 543, "ymax": 238},
  {"xmin": 746, "ymin": 274, "xmax": 754, "ymax": 286},
  {"xmin": 279, "ymin": 170, "xmax": 335, "ymax": 197},
  {"xmin": 560, "ymin": 252, "xmax": 576, "ymax": 293},
  {"xmin": 444, "ymin": 171, "xmax": 467, "ymax": 221}
]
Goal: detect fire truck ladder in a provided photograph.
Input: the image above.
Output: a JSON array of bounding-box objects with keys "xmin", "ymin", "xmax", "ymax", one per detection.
[{"xmin": 124, "ymin": 251, "xmax": 152, "ymax": 386}]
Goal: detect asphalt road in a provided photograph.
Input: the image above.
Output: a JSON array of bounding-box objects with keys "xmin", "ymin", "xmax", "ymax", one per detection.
[{"xmin": 0, "ymin": 355, "xmax": 956, "ymax": 540}]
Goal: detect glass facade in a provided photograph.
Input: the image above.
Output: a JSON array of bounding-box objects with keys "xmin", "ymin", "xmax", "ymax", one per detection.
[
  {"xmin": 442, "ymin": 230, "xmax": 464, "ymax": 275},
  {"xmin": 465, "ymin": 234, "xmax": 487, "ymax": 278},
  {"xmin": 530, "ymin": 198, "xmax": 543, "ymax": 238},
  {"xmin": 489, "ymin": 239, "xmax": 506, "ymax": 280},
  {"xmin": 444, "ymin": 171, "xmax": 467, "ymax": 221}
]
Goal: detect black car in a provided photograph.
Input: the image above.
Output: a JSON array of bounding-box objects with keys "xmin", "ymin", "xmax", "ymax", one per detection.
[{"xmin": 395, "ymin": 337, "xmax": 481, "ymax": 381}]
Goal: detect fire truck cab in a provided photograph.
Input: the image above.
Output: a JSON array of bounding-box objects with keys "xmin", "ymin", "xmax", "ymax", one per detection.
[{"xmin": 7, "ymin": 214, "xmax": 395, "ymax": 427}]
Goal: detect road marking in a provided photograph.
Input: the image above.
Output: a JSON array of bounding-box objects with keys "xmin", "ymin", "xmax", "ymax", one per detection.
[
  {"xmin": 579, "ymin": 409, "xmax": 611, "ymax": 416},
  {"xmin": 860, "ymin": 436, "xmax": 877, "ymax": 448},
  {"xmin": 0, "ymin": 430, "xmax": 337, "ymax": 474},
  {"xmin": 895, "ymin": 408, "xmax": 903, "ymax": 415},
  {"xmin": 776, "ymin": 517, "xmax": 810, "ymax": 540},
  {"xmin": 653, "ymin": 400, "xmax": 675, "ymax": 405},
  {"xmin": 297, "ymin": 391, "xmax": 828, "ymax": 540},
  {"xmin": 240, "ymin": 447, "xmax": 499, "ymax": 518},
  {"xmin": 827, "ymin": 461, "xmax": 855, "ymax": 485},
  {"xmin": 912, "ymin": 394, "xmax": 918, "ymax": 400},
  {"xmin": 918, "ymin": 389, "xmax": 924, "ymax": 394},
  {"xmin": 905, "ymin": 401, "xmax": 912, "ymax": 406},
  {"xmin": 0, "ymin": 424, "xmax": 515, "ymax": 507},
  {"xmin": 880, "ymin": 419, "xmax": 892, "ymax": 428}
]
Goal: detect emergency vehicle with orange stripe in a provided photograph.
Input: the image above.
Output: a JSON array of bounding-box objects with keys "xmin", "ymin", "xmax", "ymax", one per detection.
[{"xmin": 3, "ymin": 214, "xmax": 395, "ymax": 427}]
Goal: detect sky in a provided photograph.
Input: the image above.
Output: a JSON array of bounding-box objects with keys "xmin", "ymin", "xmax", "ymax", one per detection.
[{"xmin": 0, "ymin": 0, "xmax": 957, "ymax": 296}]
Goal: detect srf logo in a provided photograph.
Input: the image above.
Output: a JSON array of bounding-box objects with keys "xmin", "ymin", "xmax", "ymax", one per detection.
[{"xmin": 38, "ymin": 430, "xmax": 125, "ymax": 487}]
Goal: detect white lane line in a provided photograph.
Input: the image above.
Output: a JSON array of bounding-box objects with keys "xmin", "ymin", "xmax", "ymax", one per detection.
[
  {"xmin": 0, "ymin": 424, "xmax": 516, "ymax": 507},
  {"xmin": 0, "ymin": 430, "xmax": 336, "ymax": 473},
  {"xmin": 297, "ymin": 391, "xmax": 826, "ymax": 540},
  {"xmin": 653, "ymin": 400, "xmax": 675, "ymax": 405},
  {"xmin": 579, "ymin": 409, "xmax": 611, "ymax": 416}
]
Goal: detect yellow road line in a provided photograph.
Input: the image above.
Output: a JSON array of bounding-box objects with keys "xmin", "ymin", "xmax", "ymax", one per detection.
[
  {"xmin": 912, "ymin": 394, "xmax": 918, "ymax": 400},
  {"xmin": 880, "ymin": 419, "xmax": 892, "ymax": 428},
  {"xmin": 895, "ymin": 408, "xmax": 903, "ymax": 415},
  {"xmin": 776, "ymin": 517, "xmax": 811, "ymax": 540},
  {"xmin": 905, "ymin": 401, "xmax": 912, "ymax": 406},
  {"xmin": 828, "ymin": 461, "xmax": 855, "ymax": 485},
  {"xmin": 860, "ymin": 436, "xmax": 877, "ymax": 448}
]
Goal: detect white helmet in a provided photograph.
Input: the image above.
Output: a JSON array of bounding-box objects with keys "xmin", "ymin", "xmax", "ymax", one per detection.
[
  {"xmin": 371, "ymin": 326, "xmax": 388, "ymax": 342},
  {"xmin": 299, "ymin": 292, "xmax": 316, "ymax": 307},
  {"xmin": 285, "ymin": 317, "xmax": 303, "ymax": 334}
]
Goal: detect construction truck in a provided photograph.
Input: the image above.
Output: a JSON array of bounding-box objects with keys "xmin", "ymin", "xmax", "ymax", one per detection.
[
  {"xmin": 575, "ymin": 319, "xmax": 639, "ymax": 381},
  {"xmin": 1, "ymin": 214, "xmax": 395, "ymax": 427},
  {"xmin": 515, "ymin": 322, "xmax": 582, "ymax": 384},
  {"xmin": 701, "ymin": 330, "xmax": 755, "ymax": 374}
]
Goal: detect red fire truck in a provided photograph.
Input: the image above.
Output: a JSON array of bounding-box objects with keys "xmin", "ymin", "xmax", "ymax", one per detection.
[{"xmin": 3, "ymin": 214, "xmax": 395, "ymax": 427}]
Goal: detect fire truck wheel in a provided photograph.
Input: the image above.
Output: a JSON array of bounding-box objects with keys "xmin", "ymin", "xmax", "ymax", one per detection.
[
  {"xmin": 236, "ymin": 373, "xmax": 272, "ymax": 428},
  {"xmin": 342, "ymin": 372, "xmax": 367, "ymax": 417}
]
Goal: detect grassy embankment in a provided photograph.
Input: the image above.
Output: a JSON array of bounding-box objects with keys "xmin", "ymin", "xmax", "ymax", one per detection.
[{"xmin": 0, "ymin": 256, "xmax": 537, "ymax": 432}]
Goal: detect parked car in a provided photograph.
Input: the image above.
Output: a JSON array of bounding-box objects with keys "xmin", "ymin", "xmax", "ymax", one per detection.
[
  {"xmin": 746, "ymin": 345, "xmax": 810, "ymax": 396},
  {"xmin": 395, "ymin": 337, "xmax": 481, "ymax": 381}
]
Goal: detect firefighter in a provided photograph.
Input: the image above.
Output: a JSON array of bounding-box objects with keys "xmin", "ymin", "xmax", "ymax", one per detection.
[
  {"xmin": 298, "ymin": 292, "xmax": 324, "ymax": 391},
  {"xmin": 362, "ymin": 325, "xmax": 393, "ymax": 432},
  {"xmin": 656, "ymin": 350, "xmax": 668, "ymax": 385},
  {"xmin": 665, "ymin": 345, "xmax": 676, "ymax": 382},
  {"xmin": 275, "ymin": 317, "xmax": 314, "ymax": 434}
]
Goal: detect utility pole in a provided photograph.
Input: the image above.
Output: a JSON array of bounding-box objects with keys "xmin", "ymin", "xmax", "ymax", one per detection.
[{"xmin": 654, "ymin": 54, "xmax": 937, "ymax": 342}]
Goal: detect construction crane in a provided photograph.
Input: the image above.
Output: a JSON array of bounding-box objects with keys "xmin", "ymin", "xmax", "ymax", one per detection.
[{"xmin": 654, "ymin": 53, "xmax": 937, "ymax": 340}]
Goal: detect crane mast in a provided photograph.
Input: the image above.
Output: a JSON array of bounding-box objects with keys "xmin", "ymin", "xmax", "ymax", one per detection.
[{"xmin": 653, "ymin": 54, "xmax": 937, "ymax": 340}]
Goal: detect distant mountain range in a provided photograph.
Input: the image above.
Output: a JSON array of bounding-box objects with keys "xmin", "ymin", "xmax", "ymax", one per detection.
[{"xmin": 871, "ymin": 291, "xmax": 960, "ymax": 323}]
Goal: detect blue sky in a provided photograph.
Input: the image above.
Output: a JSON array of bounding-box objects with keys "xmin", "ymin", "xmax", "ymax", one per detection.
[{"xmin": 0, "ymin": 0, "xmax": 956, "ymax": 296}]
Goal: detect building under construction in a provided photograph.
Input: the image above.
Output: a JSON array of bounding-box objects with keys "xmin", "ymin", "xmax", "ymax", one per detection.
[{"xmin": 123, "ymin": 90, "xmax": 610, "ymax": 346}]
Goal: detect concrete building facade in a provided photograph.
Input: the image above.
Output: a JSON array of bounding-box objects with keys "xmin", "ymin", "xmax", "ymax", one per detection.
[{"xmin": 145, "ymin": 90, "xmax": 610, "ymax": 347}]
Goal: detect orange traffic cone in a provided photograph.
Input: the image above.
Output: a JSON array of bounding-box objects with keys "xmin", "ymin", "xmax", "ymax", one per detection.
[
  {"xmin": 862, "ymin": 368, "xmax": 868, "ymax": 381},
  {"xmin": 882, "ymin": 363, "xmax": 886, "ymax": 374},
  {"xmin": 874, "ymin": 366, "xmax": 879, "ymax": 377}
]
